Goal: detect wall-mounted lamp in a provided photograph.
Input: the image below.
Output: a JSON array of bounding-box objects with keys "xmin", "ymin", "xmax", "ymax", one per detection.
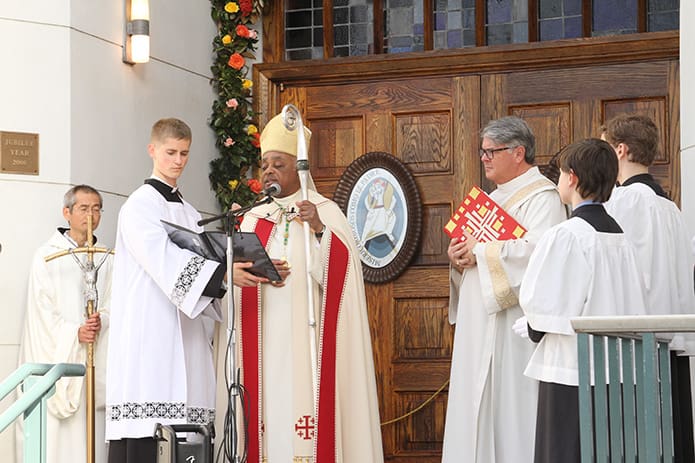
[{"xmin": 123, "ymin": 0, "xmax": 150, "ymax": 64}]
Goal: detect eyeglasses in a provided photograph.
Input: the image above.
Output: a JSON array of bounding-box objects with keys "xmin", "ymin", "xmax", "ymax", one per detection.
[
  {"xmin": 74, "ymin": 206, "xmax": 103, "ymax": 215},
  {"xmin": 479, "ymin": 146, "xmax": 514, "ymax": 161}
]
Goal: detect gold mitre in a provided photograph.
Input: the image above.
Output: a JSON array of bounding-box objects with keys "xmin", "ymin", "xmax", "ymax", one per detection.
[{"xmin": 260, "ymin": 113, "xmax": 312, "ymax": 157}]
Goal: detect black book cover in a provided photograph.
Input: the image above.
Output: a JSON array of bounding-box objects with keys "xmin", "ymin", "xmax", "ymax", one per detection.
[{"xmin": 161, "ymin": 220, "xmax": 281, "ymax": 282}]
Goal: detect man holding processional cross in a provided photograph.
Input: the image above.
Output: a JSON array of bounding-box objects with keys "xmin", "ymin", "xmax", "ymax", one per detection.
[{"xmin": 17, "ymin": 184, "xmax": 113, "ymax": 463}]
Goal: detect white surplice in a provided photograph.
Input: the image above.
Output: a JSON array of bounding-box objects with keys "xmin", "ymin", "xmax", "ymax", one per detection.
[
  {"xmin": 17, "ymin": 229, "xmax": 113, "ymax": 463},
  {"xmin": 520, "ymin": 216, "xmax": 648, "ymax": 385},
  {"xmin": 606, "ymin": 182, "xmax": 695, "ymax": 356},
  {"xmin": 605, "ymin": 184, "xmax": 695, "ymax": 320},
  {"xmin": 106, "ymin": 179, "xmax": 222, "ymax": 440},
  {"xmin": 442, "ymin": 167, "xmax": 566, "ymax": 463}
]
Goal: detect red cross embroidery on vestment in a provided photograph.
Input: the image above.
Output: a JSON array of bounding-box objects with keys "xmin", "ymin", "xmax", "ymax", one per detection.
[{"xmin": 294, "ymin": 415, "xmax": 315, "ymax": 440}]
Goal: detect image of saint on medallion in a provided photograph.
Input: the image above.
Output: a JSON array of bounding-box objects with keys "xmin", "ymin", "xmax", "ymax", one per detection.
[
  {"xmin": 347, "ymin": 168, "xmax": 407, "ymax": 269},
  {"xmin": 334, "ymin": 151, "xmax": 422, "ymax": 283}
]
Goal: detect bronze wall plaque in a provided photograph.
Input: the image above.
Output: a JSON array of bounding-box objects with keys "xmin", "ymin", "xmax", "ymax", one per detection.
[{"xmin": 1, "ymin": 131, "xmax": 39, "ymax": 175}]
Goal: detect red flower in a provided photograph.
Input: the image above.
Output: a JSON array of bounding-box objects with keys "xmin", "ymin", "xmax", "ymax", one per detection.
[
  {"xmin": 250, "ymin": 132, "xmax": 261, "ymax": 148},
  {"xmin": 239, "ymin": 0, "xmax": 253, "ymax": 16},
  {"xmin": 227, "ymin": 53, "xmax": 245, "ymax": 70},
  {"xmin": 247, "ymin": 178, "xmax": 263, "ymax": 194},
  {"xmin": 235, "ymin": 24, "xmax": 251, "ymax": 38}
]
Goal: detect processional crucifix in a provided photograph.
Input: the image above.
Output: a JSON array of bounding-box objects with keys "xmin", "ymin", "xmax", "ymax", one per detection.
[{"xmin": 43, "ymin": 214, "xmax": 113, "ymax": 463}]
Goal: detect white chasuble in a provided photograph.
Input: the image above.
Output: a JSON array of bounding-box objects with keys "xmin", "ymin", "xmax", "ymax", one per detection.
[
  {"xmin": 442, "ymin": 167, "xmax": 566, "ymax": 463},
  {"xmin": 233, "ymin": 189, "xmax": 383, "ymax": 463},
  {"xmin": 17, "ymin": 229, "xmax": 113, "ymax": 463},
  {"xmin": 106, "ymin": 179, "xmax": 222, "ymax": 440}
]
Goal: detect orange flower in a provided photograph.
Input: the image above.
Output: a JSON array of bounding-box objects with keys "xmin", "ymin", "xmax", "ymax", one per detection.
[
  {"xmin": 235, "ymin": 25, "xmax": 251, "ymax": 38},
  {"xmin": 251, "ymin": 132, "xmax": 261, "ymax": 148},
  {"xmin": 247, "ymin": 178, "xmax": 263, "ymax": 194},
  {"xmin": 227, "ymin": 53, "xmax": 245, "ymax": 70}
]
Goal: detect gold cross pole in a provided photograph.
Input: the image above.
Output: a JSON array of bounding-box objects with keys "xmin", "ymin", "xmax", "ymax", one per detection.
[{"xmin": 43, "ymin": 214, "xmax": 113, "ymax": 463}]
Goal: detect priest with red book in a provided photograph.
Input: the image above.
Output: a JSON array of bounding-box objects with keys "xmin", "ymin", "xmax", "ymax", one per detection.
[{"xmin": 442, "ymin": 116, "xmax": 566, "ymax": 463}]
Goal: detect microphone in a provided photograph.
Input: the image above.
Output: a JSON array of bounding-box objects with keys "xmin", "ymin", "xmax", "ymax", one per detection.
[{"xmin": 263, "ymin": 183, "xmax": 282, "ymax": 197}]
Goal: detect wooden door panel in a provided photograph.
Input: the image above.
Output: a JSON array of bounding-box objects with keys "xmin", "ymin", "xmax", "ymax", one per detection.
[
  {"xmin": 305, "ymin": 78, "xmax": 453, "ymax": 116},
  {"xmin": 395, "ymin": 111, "xmax": 452, "ymax": 174},
  {"xmin": 485, "ymin": 60, "xmax": 679, "ymax": 199},
  {"xmin": 308, "ymin": 116, "xmax": 365, "ymax": 175},
  {"xmin": 412, "ymin": 203, "xmax": 451, "ymax": 267}
]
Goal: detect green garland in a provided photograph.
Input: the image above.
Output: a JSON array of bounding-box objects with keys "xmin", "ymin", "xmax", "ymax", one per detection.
[{"xmin": 209, "ymin": 0, "xmax": 265, "ymax": 209}]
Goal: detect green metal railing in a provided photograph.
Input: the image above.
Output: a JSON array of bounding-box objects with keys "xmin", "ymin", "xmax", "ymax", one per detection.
[
  {"xmin": 573, "ymin": 315, "xmax": 695, "ymax": 463},
  {"xmin": 0, "ymin": 363, "xmax": 86, "ymax": 463}
]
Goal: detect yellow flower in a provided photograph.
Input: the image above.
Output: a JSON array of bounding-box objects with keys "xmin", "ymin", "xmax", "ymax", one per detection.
[
  {"xmin": 224, "ymin": 2, "xmax": 239, "ymax": 13},
  {"xmin": 222, "ymin": 34, "xmax": 232, "ymax": 45},
  {"xmin": 228, "ymin": 179, "xmax": 239, "ymax": 189},
  {"xmin": 247, "ymin": 124, "xmax": 258, "ymax": 135},
  {"xmin": 242, "ymin": 79, "xmax": 253, "ymax": 89}
]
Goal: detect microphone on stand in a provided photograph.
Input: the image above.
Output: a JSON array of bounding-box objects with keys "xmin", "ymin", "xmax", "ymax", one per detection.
[
  {"xmin": 262, "ymin": 183, "xmax": 282, "ymax": 198},
  {"xmin": 197, "ymin": 183, "xmax": 282, "ymax": 227}
]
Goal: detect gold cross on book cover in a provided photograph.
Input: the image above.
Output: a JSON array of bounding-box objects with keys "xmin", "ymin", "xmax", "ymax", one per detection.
[{"xmin": 444, "ymin": 186, "xmax": 526, "ymax": 242}]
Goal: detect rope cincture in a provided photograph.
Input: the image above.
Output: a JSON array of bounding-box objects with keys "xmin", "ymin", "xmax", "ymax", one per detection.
[{"xmin": 380, "ymin": 379, "xmax": 450, "ymax": 426}]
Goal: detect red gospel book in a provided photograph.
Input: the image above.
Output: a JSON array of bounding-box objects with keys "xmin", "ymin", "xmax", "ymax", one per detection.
[{"xmin": 444, "ymin": 186, "xmax": 527, "ymax": 242}]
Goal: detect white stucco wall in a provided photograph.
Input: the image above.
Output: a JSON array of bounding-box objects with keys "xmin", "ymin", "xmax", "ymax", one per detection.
[
  {"xmin": 681, "ymin": 2, "xmax": 695, "ymax": 240},
  {"xmin": 0, "ymin": 0, "xmax": 218, "ymax": 458}
]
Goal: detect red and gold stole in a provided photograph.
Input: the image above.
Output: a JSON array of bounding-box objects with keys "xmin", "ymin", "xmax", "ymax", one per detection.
[{"xmin": 240, "ymin": 218, "xmax": 351, "ymax": 463}]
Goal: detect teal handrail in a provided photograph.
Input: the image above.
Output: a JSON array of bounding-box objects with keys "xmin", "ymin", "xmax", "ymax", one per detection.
[
  {"xmin": 573, "ymin": 315, "xmax": 695, "ymax": 463},
  {"xmin": 0, "ymin": 363, "xmax": 85, "ymax": 463}
]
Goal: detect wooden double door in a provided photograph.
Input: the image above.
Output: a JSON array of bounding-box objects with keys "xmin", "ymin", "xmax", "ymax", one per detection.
[{"xmin": 255, "ymin": 31, "xmax": 679, "ymax": 462}]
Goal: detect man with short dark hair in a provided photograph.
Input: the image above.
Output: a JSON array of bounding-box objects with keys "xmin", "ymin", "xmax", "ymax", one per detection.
[
  {"xmin": 601, "ymin": 114, "xmax": 695, "ymax": 461},
  {"xmin": 18, "ymin": 184, "xmax": 112, "ymax": 463},
  {"xmin": 520, "ymin": 138, "xmax": 648, "ymax": 463}
]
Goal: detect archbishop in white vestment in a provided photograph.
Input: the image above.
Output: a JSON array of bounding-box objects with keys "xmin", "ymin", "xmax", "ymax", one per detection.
[
  {"xmin": 443, "ymin": 166, "xmax": 566, "ymax": 463},
  {"xmin": 225, "ymin": 111, "xmax": 383, "ymax": 463},
  {"xmin": 234, "ymin": 189, "xmax": 383, "ymax": 463},
  {"xmin": 18, "ymin": 227, "xmax": 113, "ymax": 463}
]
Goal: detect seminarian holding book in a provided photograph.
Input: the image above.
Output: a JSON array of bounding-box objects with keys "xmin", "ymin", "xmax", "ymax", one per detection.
[
  {"xmin": 442, "ymin": 116, "xmax": 566, "ymax": 463},
  {"xmin": 230, "ymin": 112, "xmax": 383, "ymax": 463},
  {"xmin": 105, "ymin": 118, "xmax": 225, "ymax": 463}
]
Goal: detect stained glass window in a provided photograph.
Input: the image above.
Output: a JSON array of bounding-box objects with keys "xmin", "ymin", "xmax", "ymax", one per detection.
[
  {"xmin": 538, "ymin": 0, "xmax": 582, "ymax": 40},
  {"xmin": 486, "ymin": 0, "xmax": 529, "ymax": 45},
  {"xmin": 648, "ymin": 0, "xmax": 679, "ymax": 32},
  {"xmin": 334, "ymin": 0, "xmax": 374, "ymax": 57},
  {"xmin": 433, "ymin": 0, "xmax": 477, "ymax": 50},
  {"xmin": 384, "ymin": 0, "xmax": 424, "ymax": 53},
  {"xmin": 285, "ymin": 0, "xmax": 323, "ymax": 60},
  {"xmin": 283, "ymin": 0, "xmax": 679, "ymax": 61}
]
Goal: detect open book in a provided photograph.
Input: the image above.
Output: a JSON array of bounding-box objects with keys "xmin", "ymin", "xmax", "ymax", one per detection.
[
  {"xmin": 444, "ymin": 186, "xmax": 526, "ymax": 242},
  {"xmin": 161, "ymin": 220, "xmax": 281, "ymax": 282}
]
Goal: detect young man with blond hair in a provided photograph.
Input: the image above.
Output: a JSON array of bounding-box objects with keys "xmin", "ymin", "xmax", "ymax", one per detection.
[{"xmin": 106, "ymin": 118, "xmax": 226, "ymax": 463}]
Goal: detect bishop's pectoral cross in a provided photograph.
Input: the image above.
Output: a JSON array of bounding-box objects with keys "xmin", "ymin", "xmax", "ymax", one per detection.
[{"xmin": 43, "ymin": 214, "xmax": 113, "ymax": 463}]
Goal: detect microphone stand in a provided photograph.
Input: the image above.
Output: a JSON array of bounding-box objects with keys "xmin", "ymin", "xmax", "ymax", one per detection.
[{"xmin": 197, "ymin": 194, "xmax": 274, "ymax": 463}]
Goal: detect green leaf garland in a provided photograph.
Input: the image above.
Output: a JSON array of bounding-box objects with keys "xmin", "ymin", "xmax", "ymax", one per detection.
[{"xmin": 209, "ymin": 0, "xmax": 265, "ymax": 209}]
